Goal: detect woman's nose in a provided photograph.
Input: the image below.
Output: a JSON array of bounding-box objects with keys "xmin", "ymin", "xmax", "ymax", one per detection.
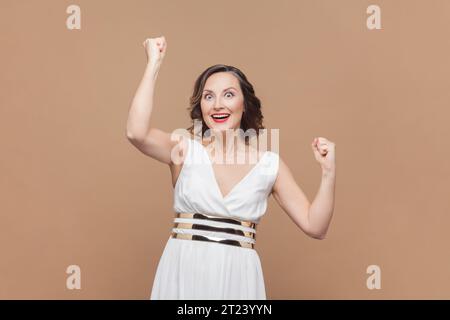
[{"xmin": 213, "ymin": 101, "xmax": 224, "ymax": 110}]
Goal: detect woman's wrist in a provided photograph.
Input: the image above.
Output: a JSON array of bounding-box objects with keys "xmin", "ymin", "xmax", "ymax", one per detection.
[
  {"xmin": 321, "ymin": 167, "xmax": 336, "ymax": 179},
  {"xmin": 147, "ymin": 61, "xmax": 160, "ymax": 72},
  {"xmin": 145, "ymin": 63, "xmax": 160, "ymax": 80}
]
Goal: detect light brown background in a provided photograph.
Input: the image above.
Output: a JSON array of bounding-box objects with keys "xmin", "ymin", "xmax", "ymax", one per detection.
[{"xmin": 1, "ymin": 0, "xmax": 450, "ymax": 299}]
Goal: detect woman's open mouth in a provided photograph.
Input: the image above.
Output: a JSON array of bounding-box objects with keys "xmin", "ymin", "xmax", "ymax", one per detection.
[{"xmin": 211, "ymin": 113, "xmax": 230, "ymax": 123}]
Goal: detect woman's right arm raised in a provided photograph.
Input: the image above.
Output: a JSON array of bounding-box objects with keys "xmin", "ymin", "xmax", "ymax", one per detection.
[{"xmin": 126, "ymin": 36, "xmax": 176, "ymax": 165}]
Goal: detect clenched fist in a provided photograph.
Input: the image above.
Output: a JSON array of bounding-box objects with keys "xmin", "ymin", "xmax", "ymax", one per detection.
[
  {"xmin": 311, "ymin": 137, "xmax": 336, "ymax": 173},
  {"xmin": 143, "ymin": 36, "xmax": 167, "ymax": 69}
]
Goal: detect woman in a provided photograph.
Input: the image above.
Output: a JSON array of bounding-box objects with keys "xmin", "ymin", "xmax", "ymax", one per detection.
[{"xmin": 126, "ymin": 36, "xmax": 336, "ymax": 299}]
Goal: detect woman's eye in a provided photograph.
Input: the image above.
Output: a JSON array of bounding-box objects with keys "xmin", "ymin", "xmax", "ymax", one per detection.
[{"xmin": 204, "ymin": 92, "xmax": 233, "ymax": 100}]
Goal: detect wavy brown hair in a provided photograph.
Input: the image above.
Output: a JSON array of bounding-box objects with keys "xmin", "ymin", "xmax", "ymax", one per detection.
[{"xmin": 186, "ymin": 64, "xmax": 265, "ymax": 145}]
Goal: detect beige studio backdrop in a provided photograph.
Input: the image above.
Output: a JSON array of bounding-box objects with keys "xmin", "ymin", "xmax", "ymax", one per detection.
[{"xmin": 1, "ymin": 0, "xmax": 450, "ymax": 299}]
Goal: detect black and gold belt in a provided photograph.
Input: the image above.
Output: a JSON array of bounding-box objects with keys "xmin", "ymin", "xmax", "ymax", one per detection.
[{"xmin": 170, "ymin": 212, "xmax": 257, "ymax": 249}]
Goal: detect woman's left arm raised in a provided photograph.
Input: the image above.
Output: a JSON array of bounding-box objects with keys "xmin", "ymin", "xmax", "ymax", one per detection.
[{"xmin": 271, "ymin": 137, "xmax": 336, "ymax": 240}]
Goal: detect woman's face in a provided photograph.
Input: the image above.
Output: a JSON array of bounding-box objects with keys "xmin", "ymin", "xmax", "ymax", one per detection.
[{"xmin": 200, "ymin": 72, "xmax": 245, "ymax": 134}]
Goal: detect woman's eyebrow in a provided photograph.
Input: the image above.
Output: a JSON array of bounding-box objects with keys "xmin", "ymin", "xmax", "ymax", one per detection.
[{"xmin": 203, "ymin": 86, "xmax": 236, "ymax": 93}]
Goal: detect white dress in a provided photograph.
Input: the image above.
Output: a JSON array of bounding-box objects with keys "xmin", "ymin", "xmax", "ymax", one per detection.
[{"xmin": 150, "ymin": 136, "xmax": 280, "ymax": 300}]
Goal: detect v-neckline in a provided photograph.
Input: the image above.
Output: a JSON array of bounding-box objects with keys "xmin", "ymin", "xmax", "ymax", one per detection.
[{"xmin": 192, "ymin": 138, "xmax": 269, "ymax": 200}]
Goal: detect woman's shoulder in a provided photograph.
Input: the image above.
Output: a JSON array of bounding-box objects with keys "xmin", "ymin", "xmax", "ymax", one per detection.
[
  {"xmin": 261, "ymin": 149, "xmax": 280, "ymax": 176},
  {"xmin": 169, "ymin": 132, "xmax": 196, "ymax": 166}
]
